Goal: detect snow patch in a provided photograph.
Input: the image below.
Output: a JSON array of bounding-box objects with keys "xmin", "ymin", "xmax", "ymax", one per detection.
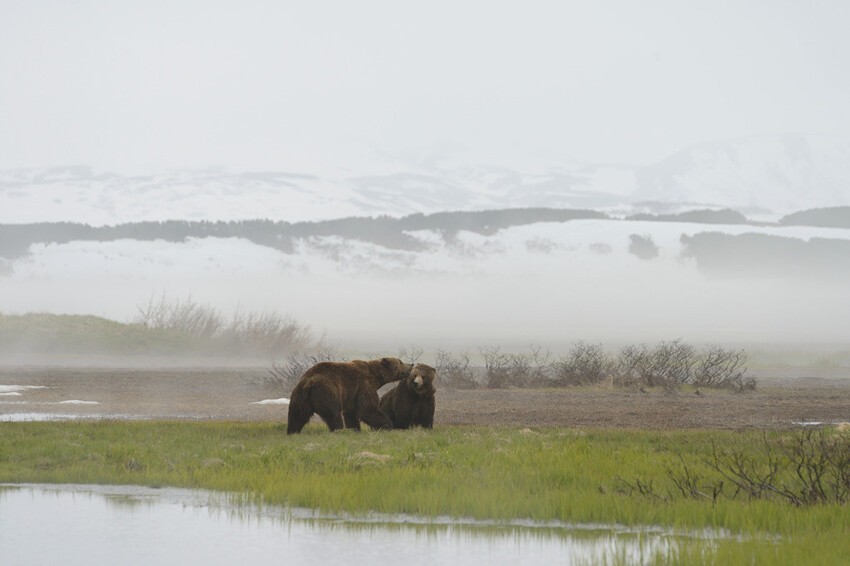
[
  {"xmin": 0, "ymin": 385, "xmax": 47, "ymax": 394},
  {"xmin": 252, "ymin": 398, "xmax": 290, "ymax": 405}
]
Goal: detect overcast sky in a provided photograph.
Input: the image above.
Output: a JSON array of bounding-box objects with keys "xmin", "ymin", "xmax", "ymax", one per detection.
[{"xmin": 2, "ymin": 0, "xmax": 849, "ymax": 171}]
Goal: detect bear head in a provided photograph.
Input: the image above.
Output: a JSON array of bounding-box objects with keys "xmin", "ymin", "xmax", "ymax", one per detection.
[
  {"xmin": 379, "ymin": 357, "xmax": 415, "ymax": 384},
  {"xmin": 407, "ymin": 363, "xmax": 436, "ymax": 397}
]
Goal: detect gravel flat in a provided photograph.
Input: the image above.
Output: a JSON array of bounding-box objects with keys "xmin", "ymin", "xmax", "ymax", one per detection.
[{"xmin": 1, "ymin": 366, "xmax": 848, "ymax": 430}]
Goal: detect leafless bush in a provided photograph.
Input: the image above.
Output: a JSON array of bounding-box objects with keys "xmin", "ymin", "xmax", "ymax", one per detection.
[
  {"xmin": 707, "ymin": 429, "xmax": 850, "ymax": 506},
  {"xmin": 618, "ymin": 428, "xmax": 850, "ymax": 507},
  {"xmin": 397, "ymin": 345, "xmax": 424, "ymax": 364},
  {"xmin": 434, "ymin": 349, "xmax": 478, "ymax": 389},
  {"xmin": 693, "ymin": 345, "xmax": 754, "ymax": 391},
  {"xmin": 480, "ymin": 346, "xmax": 513, "ymax": 389},
  {"xmin": 480, "ymin": 345, "xmax": 552, "ymax": 388},
  {"xmin": 429, "ymin": 341, "xmax": 754, "ymax": 391},
  {"xmin": 135, "ymin": 293, "xmax": 312, "ymax": 356},
  {"xmin": 650, "ymin": 339, "xmax": 697, "ymax": 388},
  {"xmin": 526, "ymin": 345, "xmax": 554, "ymax": 386},
  {"xmin": 612, "ymin": 343, "xmax": 652, "ymax": 388},
  {"xmin": 612, "ymin": 340, "xmax": 697, "ymax": 389},
  {"xmin": 221, "ymin": 308, "xmax": 312, "ymax": 355},
  {"xmin": 265, "ymin": 347, "xmax": 342, "ymax": 389},
  {"xmin": 136, "ymin": 293, "xmax": 222, "ymax": 339},
  {"xmin": 553, "ymin": 341, "xmax": 610, "ymax": 386}
]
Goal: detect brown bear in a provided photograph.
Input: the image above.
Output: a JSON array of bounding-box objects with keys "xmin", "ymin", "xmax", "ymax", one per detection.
[
  {"xmin": 286, "ymin": 357, "xmax": 413, "ymax": 434},
  {"xmin": 378, "ymin": 363, "xmax": 436, "ymax": 429}
]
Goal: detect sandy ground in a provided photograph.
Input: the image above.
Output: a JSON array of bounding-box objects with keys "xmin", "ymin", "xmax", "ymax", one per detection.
[{"xmin": 1, "ymin": 366, "xmax": 849, "ymax": 430}]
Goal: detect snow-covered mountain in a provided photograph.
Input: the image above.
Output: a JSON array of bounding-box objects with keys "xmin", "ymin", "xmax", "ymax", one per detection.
[
  {"xmin": 633, "ymin": 134, "xmax": 850, "ymax": 216},
  {"xmin": 2, "ymin": 134, "xmax": 849, "ymax": 226}
]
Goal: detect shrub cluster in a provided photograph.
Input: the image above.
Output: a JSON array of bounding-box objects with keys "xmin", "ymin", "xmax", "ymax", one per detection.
[
  {"xmin": 135, "ymin": 294, "xmax": 312, "ymax": 356},
  {"xmin": 432, "ymin": 340, "xmax": 754, "ymax": 391},
  {"xmin": 618, "ymin": 428, "xmax": 850, "ymax": 507},
  {"xmin": 264, "ymin": 348, "xmax": 342, "ymax": 389}
]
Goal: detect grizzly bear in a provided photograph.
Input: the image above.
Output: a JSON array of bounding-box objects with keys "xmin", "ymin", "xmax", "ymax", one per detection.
[
  {"xmin": 286, "ymin": 357, "xmax": 413, "ymax": 434},
  {"xmin": 378, "ymin": 363, "xmax": 436, "ymax": 429}
]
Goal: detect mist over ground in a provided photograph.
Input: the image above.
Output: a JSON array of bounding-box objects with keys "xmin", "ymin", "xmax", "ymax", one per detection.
[
  {"xmin": 2, "ymin": 217, "xmax": 848, "ymax": 353},
  {"xmin": 2, "ymin": 2, "xmax": 849, "ymax": 358}
]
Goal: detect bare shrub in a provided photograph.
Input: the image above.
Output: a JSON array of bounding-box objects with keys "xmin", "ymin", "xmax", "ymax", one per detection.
[
  {"xmin": 136, "ymin": 293, "xmax": 222, "ymax": 339},
  {"xmin": 553, "ymin": 341, "xmax": 610, "ymax": 386},
  {"xmin": 480, "ymin": 345, "xmax": 552, "ymax": 389},
  {"xmin": 221, "ymin": 308, "xmax": 312, "ymax": 355},
  {"xmin": 707, "ymin": 429, "xmax": 850, "ymax": 506},
  {"xmin": 619, "ymin": 429, "xmax": 850, "ymax": 507},
  {"xmin": 693, "ymin": 345, "xmax": 754, "ymax": 391},
  {"xmin": 266, "ymin": 347, "xmax": 342, "ymax": 389},
  {"xmin": 526, "ymin": 345, "xmax": 554, "ymax": 387},
  {"xmin": 650, "ymin": 339, "xmax": 697, "ymax": 388},
  {"xmin": 612, "ymin": 343, "xmax": 652, "ymax": 388},
  {"xmin": 612, "ymin": 340, "xmax": 696, "ymax": 389},
  {"xmin": 480, "ymin": 346, "xmax": 518, "ymax": 389},
  {"xmin": 135, "ymin": 293, "xmax": 312, "ymax": 356},
  {"xmin": 397, "ymin": 345, "xmax": 424, "ymax": 364},
  {"xmin": 434, "ymin": 349, "xmax": 478, "ymax": 389}
]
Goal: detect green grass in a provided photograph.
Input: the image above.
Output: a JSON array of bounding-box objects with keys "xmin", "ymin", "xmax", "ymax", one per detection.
[{"xmin": 0, "ymin": 422, "xmax": 847, "ymax": 564}]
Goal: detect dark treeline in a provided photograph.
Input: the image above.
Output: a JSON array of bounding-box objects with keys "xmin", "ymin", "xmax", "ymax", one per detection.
[
  {"xmin": 0, "ymin": 208, "xmax": 607, "ymax": 259},
  {"xmin": 681, "ymin": 232, "xmax": 850, "ymax": 278},
  {"xmin": 627, "ymin": 208, "xmax": 751, "ymax": 225},
  {"xmin": 779, "ymin": 206, "xmax": 850, "ymax": 229},
  {"xmin": 2, "ymin": 206, "xmax": 849, "ymax": 272}
]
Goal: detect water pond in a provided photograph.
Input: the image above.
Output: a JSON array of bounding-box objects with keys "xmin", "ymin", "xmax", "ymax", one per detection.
[{"xmin": 0, "ymin": 483, "xmax": 722, "ymax": 565}]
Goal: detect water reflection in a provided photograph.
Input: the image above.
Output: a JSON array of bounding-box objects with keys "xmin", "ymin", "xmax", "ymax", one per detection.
[{"xmin": 0, "ymin": 484, "xmax": 710, "ymax": 565}]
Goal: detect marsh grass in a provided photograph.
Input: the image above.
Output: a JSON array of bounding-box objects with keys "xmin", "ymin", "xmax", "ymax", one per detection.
[{"xmin": 0, "ymin": 423, "xmax": 847, "ymax": 564}]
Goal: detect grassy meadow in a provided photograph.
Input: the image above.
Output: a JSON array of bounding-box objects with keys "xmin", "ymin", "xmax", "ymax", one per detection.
[{"xmin": 1, "ymin": 422, "xmax": 848, "ymax": 564}]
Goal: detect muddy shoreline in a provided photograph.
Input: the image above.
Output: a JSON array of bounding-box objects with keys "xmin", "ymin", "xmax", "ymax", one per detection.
[{"xmin": 1, "ymin": 366, "xmax": 848, "ymax": 430}]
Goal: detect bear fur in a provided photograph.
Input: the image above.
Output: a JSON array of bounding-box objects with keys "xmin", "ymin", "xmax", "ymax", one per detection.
[
  {"xmin": 378, "ymin": 363, "xmax": 436, "ymax": 429},
  {"xmin": 286, "ymin": 357, "xmax": 413, "ymax": 434}
]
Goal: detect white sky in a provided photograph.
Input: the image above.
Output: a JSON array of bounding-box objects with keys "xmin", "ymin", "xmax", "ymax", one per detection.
[{"xmin": 2, "ymin": 1, "xmax": 850, "ymax": 171}]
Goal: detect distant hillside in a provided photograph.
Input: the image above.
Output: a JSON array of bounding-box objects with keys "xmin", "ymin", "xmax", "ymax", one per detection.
[
  {"xmin": 0, "ymin": 208, "xmax": 608, "ymax": 260},
  {"xmin": 0, "ymin": 311, "xmax": 311, "ymax": 357},
  {"xmin": 634, "ymin": 134, "xmax": 850, "ymax": 214},
  {"xmin": 779, "ymin": 206, "xmax": 850, "ymax": 229},
  {"xmin": 680, "ymin": 232, "xmax": 850, "ymax": 278},
  {"xmin": 2, "ymin": 135, "xmax": 850, "ymax": 226},
  {"xmin": 0, "ymin": 313, "xmax": 195, "ymax": 356},
  {"xmin": 627, "ymin": 208, "xmax": 750, "ymax": 225}
]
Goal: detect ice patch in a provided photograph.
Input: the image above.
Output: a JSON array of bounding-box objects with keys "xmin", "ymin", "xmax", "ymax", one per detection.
[
  {"xmin": 252, "ymin": 398, "xmax": 290, "ymax": 405},
  {"xmin": 58, "ymin": 400, "xmax": 100, "ymax": 405},
  {"xmin": 0, "ymin": 392, "xmax": 23, "ymax": 397}
]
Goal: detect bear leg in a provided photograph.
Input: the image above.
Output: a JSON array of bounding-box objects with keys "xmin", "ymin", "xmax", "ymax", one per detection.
[
  {"xmin": 286, "ymin": 393, "xmax": 313, "ymax": 435},
  {"xmin": 343, "ymin": 411, "xmax": 362, "ymax": 431},
  {"xmin": 360, "ymin": 406, "xmax": 394, "ymax": 431},
  {"xmin": 315, "ymin": 406, "xmax": 345, "ymax": 431}
]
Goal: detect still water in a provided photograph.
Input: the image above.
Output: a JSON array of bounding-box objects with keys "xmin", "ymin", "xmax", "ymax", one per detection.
[{"xmin": 0, "ymin": 484, "xmax": 712, "ymax": 565}]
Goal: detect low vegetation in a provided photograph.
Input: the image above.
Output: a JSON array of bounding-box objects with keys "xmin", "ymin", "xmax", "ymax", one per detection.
[
  {"xmin": 135, "ymin": 294, "xmax": 312, "ymax": 356},
  {"xmin": 0, "ymin": 296, "xmax": 312, "ymax": 358},
  {"xmin": 432, "ymin": 340, "xmax": 754, "ymax": 391},
  {"xmin": 0, "ymin": 423, "xmax": 847, "ymax": 564}
]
